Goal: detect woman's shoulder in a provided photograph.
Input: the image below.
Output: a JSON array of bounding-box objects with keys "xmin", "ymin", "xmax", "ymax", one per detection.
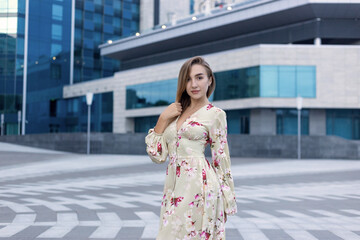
[{"xmin": 204, "ymin": 103, "xmax": 226, "ymax": 116}]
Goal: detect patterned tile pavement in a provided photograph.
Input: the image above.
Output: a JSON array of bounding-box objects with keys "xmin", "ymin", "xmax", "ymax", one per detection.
[{"xmin": 0, "ymin": 142, "xmax": 359, "ymax": 239}]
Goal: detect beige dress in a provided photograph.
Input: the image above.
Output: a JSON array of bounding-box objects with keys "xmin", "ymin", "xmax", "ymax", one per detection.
[{"xmin": 145, "ymin": 103, "xmax": 237, "ymax": 240}]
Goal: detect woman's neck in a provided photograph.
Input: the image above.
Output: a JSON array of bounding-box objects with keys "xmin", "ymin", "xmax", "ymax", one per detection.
[{"xmin": 188, "ymin": 98, "xmax": 210, "ymax": 110}]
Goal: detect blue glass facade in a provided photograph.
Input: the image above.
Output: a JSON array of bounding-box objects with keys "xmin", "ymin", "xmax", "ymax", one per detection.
[
  {"xmin": 276, "ymin": 109, "xmax": 309, "ymax": 135},
  {"xmin": 74, "ymin": 0, "xmax": 139, "ymax": 83},
  {"xmin": 0, "ymin": 0, "xmax": 139, "ymax": 134},
  {"xmin": 126, "ymin": 65, "xmax": 316, "ymax": 110},
  {"xmin": 260, "ymin": 66, "xmax": 316, "ymax": 98},
  {"xmin": 126, "ymin": 78, "xmax": 177, "ymax": 109},
  {"xmin": 134, "ymin": 115, "xmax": 158, "ymax": 133},
  {"xmin": 213, "ymin": 66, "xmax": 259, "ymax": 100},
  {"xmin": 326, "ymin": 109, "xmax": 360, "ymax": 140},
  {"xmin": 190, "ymin": 0, "xmax": 195, "ymax": 14},
  {"xmin": 50, "ymin": 92, "xmax": 113, "ymax": 133},
  {"xmin": 225, "ymin": 109, "xmax": 250, "ymax": 134},
  {"xmin": 0, "ymin": 0, "xmax": 25, "ymax": 134},
  {"xmin": 25, "ymin": 0, "xmax": 72, "ymax": 134},
  {"xmin": 128, "ymin": 65, "xmax": 315, "ymax": 135}
]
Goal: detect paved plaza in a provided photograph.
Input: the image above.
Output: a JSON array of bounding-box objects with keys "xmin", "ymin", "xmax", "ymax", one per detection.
[{"xmin": 0, "ymin": 142, "xmax": 359, "ymax": 240}]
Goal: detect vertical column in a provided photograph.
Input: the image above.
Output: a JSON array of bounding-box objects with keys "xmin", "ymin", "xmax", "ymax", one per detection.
[
  {"xmin": 250, "ymin": 109, "xmax": 276, "ymax": 135},
  {"xmin": 21, "ymin": 0, "xmax": 29, "ymax": 135},
  {"xmin": 69, "ymin": 0, "xmax": 75, "ymax": 85},
  {"xmin": 314, "ymin": 38, "xmax": 321, "ymax": 46},
  {"xmin": 154, "ymin": 0, "xmax": 160, "ymax": 26},
  {"xmin": 314, "ymin": 18, "xmax": 321, "ymax": 46},
  {"xmin": 309, "ymin": 109, "xmax": 326, "ymax": 136},
  {"xmin": 140, "ymin": 0, "xmax": 154, "ymax": 32}
]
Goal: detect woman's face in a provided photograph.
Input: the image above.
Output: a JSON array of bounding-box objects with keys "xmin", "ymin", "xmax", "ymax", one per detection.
[{"xmin": 186, "ymin": 64, "xmax": 212, "ymax": 103}]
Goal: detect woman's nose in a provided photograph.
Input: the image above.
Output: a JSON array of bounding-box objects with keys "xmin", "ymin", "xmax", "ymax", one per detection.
[{"xmin": 191, "ymin": 79, "xmax": 198, "ymax": 87}]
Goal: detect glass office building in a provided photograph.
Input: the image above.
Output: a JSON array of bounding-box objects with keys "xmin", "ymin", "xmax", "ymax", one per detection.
[
  {"xmin": 71, "ymin": 0, "xmax": 359, "ymax": 143},
  {"xmin": 0, "ymin": 1, "xmax": 25, "ymax": 135},
  {"xmin": 0, "ymin": 0, "xmax": 139, "ymax": 134},
  {"xmin": 74, "ymin": 0, "xmax": 139, "ymax": 82}
]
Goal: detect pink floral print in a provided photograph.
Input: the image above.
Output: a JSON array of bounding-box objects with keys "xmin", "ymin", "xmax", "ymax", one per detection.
[{"xmin": 145, "ymin": 103, "xmax": 237, "ymax": 239}]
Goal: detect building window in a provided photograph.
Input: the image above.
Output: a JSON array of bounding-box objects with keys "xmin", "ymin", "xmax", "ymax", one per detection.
[
  {"xmin": 49, "ymin": 99, "xmax": 57, "ymax": 117},
  {"xmin": 101, "ymin": 92, "xmax": 113, "ymax": 114},
  {"xmin": 51, "ymin": 43, "xmax": 62, "ymax": 56},
  {"xmin": 260, "ymin": 65, "xmax": 316, "ymax": 98},
  {"xmin": 225, "ymin": 109, "xmax": 250, "ymax": 134},
  {"xmin": 260, "ymin": 66, "xmax": 278, "ymax": 97},
  {"xmin": 279, "ymin": 66, "xmax": 296, "ymax": 97},
  {"xmin": 276, "ymin": 109, "xmax": 309, "ymax": 135},
  {"xmin": 51, "ymin": 24, "xmax": 62, "ymax": 40},
  {"xmin": 50, "ymin": 63, "xmax": 61, "ymax": 80},
  {"xmin": 135, "ymin": 116, "xmax": 159, "ymax": 133},
  {"xmin": 125, "ymin": 65, "xmax": 316, "ymax": 110},
  {"xmin": 126, "ymin": 78, "xmax": 178, "ymax": 109},
  {"xmin": 213, "ymin": 67, "xmax": 260, "ymax": 100},
  {"xmin": 52, "ymin": 4, "xmax": 63, "ymax": 21},
  {"xmin": 50, "ymin": 63, "xmax": 61, "ymax": 79},
  {"xmin": 326, "ymin": 109, "xmax": 360, "ymax": 140}
]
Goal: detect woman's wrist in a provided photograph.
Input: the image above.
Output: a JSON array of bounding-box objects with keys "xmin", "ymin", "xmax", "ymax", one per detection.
[{"xmin": 154, "ymin": 115, "xmax": 169, "ymax": 134}]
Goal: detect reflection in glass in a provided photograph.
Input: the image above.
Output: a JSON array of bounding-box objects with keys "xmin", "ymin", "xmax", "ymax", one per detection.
[
  {"xmin": 260, "ymin": 66, "xmax": 278, "ymax": 97},
  {"xmin": 126, "ymin": 78, "xmax": 177, "ymax": 109},
  {"xmin": 213, "ymin": 67, "xmax": 260, "ymax": 100},
  {"xmin": 276, "ymin": 109, "xmax": 309, "ymax": 135},
  {"xmin": 135, "ymin": 116, "xmax": 159, "ymax": 133},
  {"xmin": 279, "ymin": 66, "xmax": 296, "ymax": 97},
  {"xmin": 260, "ymin": 65, "xmax": 316, "ymax": 98},
  {"xmin": 51, "ymin": 24, "xmax": 62, "ymax": 40},
  {"xmin": 51, "ymin": 43, "xmax": 62, "ymax": 56},
  {"xmin": 225, "ymin": 109, "xmax": 250, "ymax": 134},
  {"xmin": 52, "ymin": 4, "xmax": 63, "ymax": 21},
  {"xmin": 73, "ymin": 0, "xmax": 139, "ymax": 83},
  {"xmin": 297, "ymin": 66, "xmax": 316, "ymax": 97},
  {"xmin": 126, "ymin": 65, "xmax": 316, "ymax": 110},
  {"xmin": 0, "ymin": 17, "xmax": 18, "ymax": 34},
  {"xmin": 326, "ymin": 109, "xmax": 360, "ymax": 140}
]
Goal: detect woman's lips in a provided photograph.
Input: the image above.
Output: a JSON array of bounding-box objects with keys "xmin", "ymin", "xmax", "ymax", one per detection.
[{"xmin": 191, "ymin": 90, "xmax": 200, "ymax": 94}]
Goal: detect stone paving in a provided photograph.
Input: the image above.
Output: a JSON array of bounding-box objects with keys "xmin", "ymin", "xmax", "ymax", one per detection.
[{"xmin": 0, "ymin": 142, "xmax": 359, "ymax": 239}]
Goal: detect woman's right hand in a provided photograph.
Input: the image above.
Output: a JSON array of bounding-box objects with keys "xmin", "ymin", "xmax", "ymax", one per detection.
[
  {"xmin": 154, "ymin": 102, "xmax": 182, "ymax": 134},
  {"xmin": 160, "ymin": 102, "xmax": 182, "ymax": 121}
]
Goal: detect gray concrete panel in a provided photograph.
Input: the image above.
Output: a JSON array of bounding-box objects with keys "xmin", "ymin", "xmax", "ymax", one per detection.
[{"xmin": 1, "ymin": 133, "xmax": 359, "ymax": 159}]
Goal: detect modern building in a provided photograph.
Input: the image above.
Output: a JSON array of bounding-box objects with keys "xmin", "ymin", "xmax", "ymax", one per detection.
[
  {"xmin": 64, "ymin": 0, "xmax": 360, "ymax": 141},
  {"xmin": 2, "ymin": 0, "xmax": 360, "ymax": 143},
  {"xmin": 0, "ymin": 0, "xmax": 139, "ymax": 134}
]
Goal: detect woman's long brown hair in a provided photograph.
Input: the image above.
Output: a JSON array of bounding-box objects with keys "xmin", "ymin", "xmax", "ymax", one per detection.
[{"xmin": 176, "ymin": 56, "xmax": 216, "ymax": 114}]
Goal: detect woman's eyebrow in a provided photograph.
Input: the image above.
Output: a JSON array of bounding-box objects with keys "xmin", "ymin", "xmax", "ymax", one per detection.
[
  {"xmin": 188, "ymin": 73, "xmax": 204, "ymax": 78},
  {"xmin": 194, "ymin": 73, "xmax": 204, "ymax": 76}
]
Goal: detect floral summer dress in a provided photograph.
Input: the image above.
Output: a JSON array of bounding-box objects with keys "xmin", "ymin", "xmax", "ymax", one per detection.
[{"xmin": 145, "ymin": 103, "xmax": 237, "ymax": 240}]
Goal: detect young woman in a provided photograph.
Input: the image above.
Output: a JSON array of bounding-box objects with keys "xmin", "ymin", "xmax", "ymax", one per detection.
[{"xmin": 145, "ymin": 56, "xmax": 237, "ymax": 239}]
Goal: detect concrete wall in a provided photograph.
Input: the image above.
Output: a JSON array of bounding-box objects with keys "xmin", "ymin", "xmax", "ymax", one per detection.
[
  {"xmin": 1, "ymin": 133, "xmax": 359, "ymax": 159},
  {"xmin": 250, "ymin": 109, "xmax": 276, "ymax": 135},
  {"xmin": 140, "ymin": 0, "xmax": 191, "ymax": 32},
  {"xmin": 159, "ymin": 0, "xmax": 190, "ymax": 24},
  {"xmin": 140, "ymin": 0, "xmax": 154, "ymax": 32},
  {"xmin": 309, "ymin": 109, "xmax": 326, "ymax": 135}
]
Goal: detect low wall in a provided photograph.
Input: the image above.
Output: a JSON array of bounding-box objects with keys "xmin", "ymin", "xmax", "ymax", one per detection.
[{"xmin": 0, "ymin": 133, "xmax": 359, "ymax": 159}]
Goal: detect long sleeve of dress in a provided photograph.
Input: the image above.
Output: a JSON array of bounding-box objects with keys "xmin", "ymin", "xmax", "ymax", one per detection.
[
  {"xmin": 145, "ymin": 128, "xmax": 169, "ymax": 164},
  {"xmin": 209, "ymin": 110, "xmax": 237, "ymax": 216}
]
